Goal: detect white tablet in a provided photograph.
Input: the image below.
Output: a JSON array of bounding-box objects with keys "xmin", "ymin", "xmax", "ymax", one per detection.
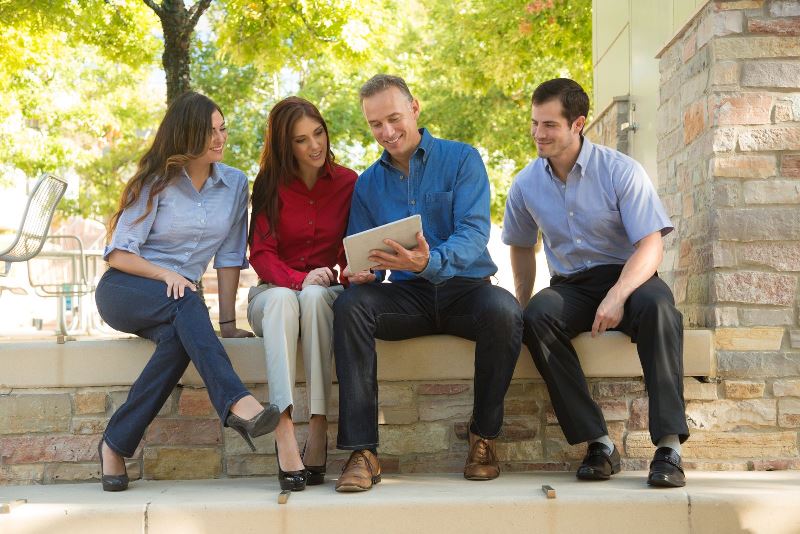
[{"xmin": 343, "ymin": 214, "xmax": 423, "ymax": 273}]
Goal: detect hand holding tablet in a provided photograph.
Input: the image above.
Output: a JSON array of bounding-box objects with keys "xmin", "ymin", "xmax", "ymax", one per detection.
[{"xmin": 343, "ymin": 215, "xmax": 426, "ymax": 274}]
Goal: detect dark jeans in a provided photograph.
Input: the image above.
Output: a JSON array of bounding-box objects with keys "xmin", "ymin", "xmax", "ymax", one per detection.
[
  {"xmin": 522, "ymin": 264, "xmax": 689, "ymax": 446},
  {"xmin": 334, "ymin": 277, "xmax": 523, "ymax": 450},
  {"xmin": 95, "ymin": 268, "xmax": 250, "ymax": 457}
]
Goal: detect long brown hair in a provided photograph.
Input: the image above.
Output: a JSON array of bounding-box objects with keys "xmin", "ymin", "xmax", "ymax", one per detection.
[
  {"xmin": 108, "ymin": 91, "xmax": 223, "ymax": 236},
  {"xmin": 249, "ymin": 96, "xmax": 334, "ymax": 245}
]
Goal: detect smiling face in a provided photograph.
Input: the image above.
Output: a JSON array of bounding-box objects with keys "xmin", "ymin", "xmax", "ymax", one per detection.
[
  {"xmin": 196, "ymin": 109, "xmax": 227, "ymax": 165},
  {"xmin": 290, "ymin": 115, "xmax": 328, "ymax": 177},
  {"xmin": 362, "ymin": 86, "xmax": 422, "ymax": 164},
  {"xmin": 530, "ymin": 98, "xmax": 584, "ymax": 161}
]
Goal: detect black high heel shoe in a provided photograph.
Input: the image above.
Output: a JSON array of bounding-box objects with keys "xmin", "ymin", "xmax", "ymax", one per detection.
[
  {"xmin": 98, "ymin": 439, "xmax": 129, "ymax": 492},
  {"xmin": 276, "ymin": 443, "xmax": 307, "ymax": 491},
  {"xmin": 302, "ymin": 436, "xmax": 328, "ymax": 486},
  {"xmin": 225, "ymin": 404, "xmax": 281, "ymax": 452}
]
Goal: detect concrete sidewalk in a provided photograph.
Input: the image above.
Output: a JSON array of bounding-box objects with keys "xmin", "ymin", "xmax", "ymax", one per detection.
[{"xmin": 1, "ymin": 471, "xmax": 799, "ymax": 534}]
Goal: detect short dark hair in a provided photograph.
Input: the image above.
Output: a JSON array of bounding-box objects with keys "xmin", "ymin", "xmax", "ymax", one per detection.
[
  {"xmin": 359, "ymin": 74, "xmax": 413, "ymax": 102},
  {"xmin": 532, "ymin": 78, "xmax": 589, "ymax": 127}
]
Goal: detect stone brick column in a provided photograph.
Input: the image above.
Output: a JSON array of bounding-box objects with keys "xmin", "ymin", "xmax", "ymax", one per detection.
[
  {"xmin": 657, "ymin": 0, "xmax": 800, "ymax": 465},
  {"xmin": 584, "ymin": 96, "xmax": 632, "ymax": 155}
]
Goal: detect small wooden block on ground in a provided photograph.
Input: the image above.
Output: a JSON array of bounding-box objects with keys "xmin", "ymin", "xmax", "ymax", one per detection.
[
  {"xmin": 0, "ymin": 499, "xmax": 27, "ymax": 514},
  {"xmin": 541, "ymin": 485, "xmax": 556, "ymax": 499}
]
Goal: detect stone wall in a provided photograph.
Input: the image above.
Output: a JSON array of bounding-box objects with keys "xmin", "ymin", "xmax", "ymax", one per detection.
[
  {"xmin": 657, "ymin": 0, "xmax": 800, "ymax": 467},
  {"xmin": 584, "ymin": 96, "xmax": 631, "ymax": 155},
  {"xmin": 7, "ymin": 373, "xmax": 785, "ymax": 485}
]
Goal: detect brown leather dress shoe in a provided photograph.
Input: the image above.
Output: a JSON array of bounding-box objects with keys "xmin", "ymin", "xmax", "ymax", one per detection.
[
  {"xmin": 463, "ymin": 431, "xmax": 500, "ymax": 481},
  {"xmin": 335, "ymin": 450, "xmax": 381, "ymax": 492}
]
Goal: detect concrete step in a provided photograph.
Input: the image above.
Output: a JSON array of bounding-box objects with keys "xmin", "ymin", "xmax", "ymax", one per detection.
[{"xmin": 1, "ymin": 471, "xmax": 799, "ymax": 534}]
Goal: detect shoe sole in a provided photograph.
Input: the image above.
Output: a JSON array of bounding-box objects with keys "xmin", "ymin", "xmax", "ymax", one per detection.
[
  {"xmin": 576, "ymin": 463, "xmax": 621, "ymax": 481},
  {"xmin": 101, "ymin": 482, "xmax": 129, "ymax": 492},
  {"xmin": 464, "ymin": 473, "xmax": 499, "ymax": 481},
  {"xmin": 335, "ymin": 475, "xmax": 381, "ymax": 492},
  {"xmin": 647, "ymin": 474, "xmax": 686, "ymax": 488}
]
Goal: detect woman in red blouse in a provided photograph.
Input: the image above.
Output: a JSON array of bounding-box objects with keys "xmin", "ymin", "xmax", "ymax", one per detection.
[{"xmin": 247, "ymin": 97, "xmax": 357, "ymax": 491}]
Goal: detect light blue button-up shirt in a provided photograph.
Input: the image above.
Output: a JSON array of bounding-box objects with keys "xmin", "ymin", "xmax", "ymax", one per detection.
[
  {"xmin": 104, "ymin": 162, "xmax": 249, "ymax": 282},
  {"xmin": 348, "ymin": 128, "xmax": 497, "ymax": 284},
  {"xmin": 502, "ymin": 138, "xmax": 672, "ymax": 277}
]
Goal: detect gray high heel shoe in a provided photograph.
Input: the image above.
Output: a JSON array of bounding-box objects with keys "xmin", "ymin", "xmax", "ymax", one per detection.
[{"xmin": 225, "ymin": 404, "xmax": 281, "ymax": 451}]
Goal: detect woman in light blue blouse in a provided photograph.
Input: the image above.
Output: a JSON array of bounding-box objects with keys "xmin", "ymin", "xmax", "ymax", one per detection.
[{"xmin": 94, "ymin": 92, "xmax": 280, "ymax": 492}]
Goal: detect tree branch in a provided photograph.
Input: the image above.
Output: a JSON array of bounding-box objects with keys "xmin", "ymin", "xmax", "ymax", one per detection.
[
  {"xmin": 142, "ymin": 0, "xmax": 164, "ymax": 17},
  {"xmin": 289, "ymin": 2, "xmax": 338, "ymax": 43},
  {"xmin": 187, "ymin": 0, "xmax": 212, "ymax": 29}
]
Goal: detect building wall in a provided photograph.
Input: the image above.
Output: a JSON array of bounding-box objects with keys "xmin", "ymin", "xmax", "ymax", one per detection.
[
  {"xmin": 592, "ymin": 0, "xmax": 706, "ymax": 182},
  {"xmin": 657, "ymin": 0, "xmax": 800, "ymax": 464}
]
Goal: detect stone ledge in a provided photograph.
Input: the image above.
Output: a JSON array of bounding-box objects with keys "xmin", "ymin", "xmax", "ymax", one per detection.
[
  {"xmin": 1, "ymin": 472, "xmax": 798, "ymax": 534},
  {"xmin": 0, "ymin": 330, "xmax": 714, "ymax": 388}
]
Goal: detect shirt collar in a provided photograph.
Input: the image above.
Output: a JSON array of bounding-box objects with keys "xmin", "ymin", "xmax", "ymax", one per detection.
[
  {"xmin": 208, "ymin": 163, "xmax": 233, "ymax": 187},
  {"xmin": 319, "ymin": 162, "xmax": 336, "ymax": 180},
  {"xmin": 379, "ymin": 128, "xmax": 433, "ymax": 168},
  {"xmin": 574, "ymin": 136, "xmax": 593, "ymax": 175},
  {"xmin": 543, "ymin": 136, "xmax": 593, "ymax": 179}
]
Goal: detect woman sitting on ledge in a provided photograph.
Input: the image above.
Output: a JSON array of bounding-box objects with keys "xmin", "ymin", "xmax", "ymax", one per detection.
[
  {"xmin": 247, "ymin": 97, "xmax": 356, "ymax": 491},
  {"xmin": 94, "ymin": 91, "xmax": 280, "ymax": 492}
]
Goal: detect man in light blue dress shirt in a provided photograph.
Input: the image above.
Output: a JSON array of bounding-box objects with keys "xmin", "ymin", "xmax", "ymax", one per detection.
[
  {"xmin": 333, "ymin": 75, "xmax": 523, "ymax": 492},
  {"xmin": 503, "ymin": 78, "xmax": 688, "ymax": 488}
]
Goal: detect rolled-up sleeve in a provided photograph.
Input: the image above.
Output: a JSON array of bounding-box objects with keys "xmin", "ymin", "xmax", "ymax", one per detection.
[
  {"xmin": 213, "ymin": 177, "xmax": 249, "ymax": 269},
  {"xmin": 104, "ymin": 183, "xmax": 157, "ymax": 260}
]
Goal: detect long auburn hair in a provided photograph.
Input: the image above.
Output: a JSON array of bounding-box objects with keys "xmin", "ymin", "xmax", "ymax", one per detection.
[
  {"xmin": 249, "ymin": 96, "xmax": 335, "ymax": 245},
  {"xmin": 108, "ymin": 91, "xmax": 223, "ymax": 236}
]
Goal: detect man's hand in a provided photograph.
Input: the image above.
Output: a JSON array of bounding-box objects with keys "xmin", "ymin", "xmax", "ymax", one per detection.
[
  {"xmin": 342, "ymin": 265, "xmax": 377, "ymax": 285},
  {"xmin": 592, "ymin": 288, "xmax": 625, "ymax": 337},
  {"xmin": 303, "ymin": 267, "xmax": 335, "ymax": 288},
  {"xmin": 368, "ymin": 232, "xmax": 430, "ymax": 273},
  {"xmin": 220, "ymin": 323, "xmax": 255, "ymax": 338}
]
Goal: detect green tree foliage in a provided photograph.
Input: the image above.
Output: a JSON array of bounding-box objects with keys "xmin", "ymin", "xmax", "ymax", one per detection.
[
  {"xmin": 0, "ymin": 1, "xmax": 162, "ymax": 214},
  {"xmin": 1, "ymin": 0, "xmax": 591, "ymax": 223},
  {"xmin": 292, "ymin": 0, "xmax": 592, "ymax": 219}
]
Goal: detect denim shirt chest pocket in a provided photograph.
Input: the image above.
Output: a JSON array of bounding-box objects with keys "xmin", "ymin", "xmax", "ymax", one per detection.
[{"xmin": 424, "ymin": 191, "xmax": 454, "ymax": 240}]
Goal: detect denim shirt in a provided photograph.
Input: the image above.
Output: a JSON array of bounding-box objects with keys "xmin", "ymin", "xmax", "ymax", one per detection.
[
  {"xmin": 347, "ymin": 128, "xmax": 497, "ymax": 284},
  {"xmin": 502, "ymin": 138, "xmax": 672, "ymax": 277},
  {"xmin": 104, "ymin": 162, "xmax": 250, "ymax": 282}
]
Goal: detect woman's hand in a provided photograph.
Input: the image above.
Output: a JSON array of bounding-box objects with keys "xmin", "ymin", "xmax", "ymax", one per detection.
[
  {"xmin": 342, "ymin": 265, "xmax": 376, "ymax": 285},
  {"xmin": 161, "ymin": 270, "xmax": 196, "ymax": 299},
  {"xmin": 303, "ymin": 267, "xmax": 336, "ymax": 288},
  {"xmin": 220, "ymin": 322, "xmax": 255, "ymax": 338}
]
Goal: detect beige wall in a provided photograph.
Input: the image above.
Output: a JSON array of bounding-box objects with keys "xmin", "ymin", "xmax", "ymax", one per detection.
[{"xmin": 592, "ymin": 0, "xmax": 707, "ymax": 183}]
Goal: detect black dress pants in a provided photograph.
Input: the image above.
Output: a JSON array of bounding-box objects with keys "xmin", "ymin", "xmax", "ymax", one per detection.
[
  {"xmin": 334, "ymin": 277, "xmax": 523, "ymax": 450},
  {"xmin": 522, "ymin": 264, "xmax": 689, "ymax": 446}
]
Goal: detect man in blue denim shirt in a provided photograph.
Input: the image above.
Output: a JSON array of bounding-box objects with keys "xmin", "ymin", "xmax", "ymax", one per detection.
[{"xmin": 333, "ymin": 75, "xmax": 523, "ymax": 492}]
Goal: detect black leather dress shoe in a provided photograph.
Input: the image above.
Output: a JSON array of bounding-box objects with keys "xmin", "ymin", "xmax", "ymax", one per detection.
[
  {"xmin": 648, "ymin": 447, "xmax": 686, "ymax": 488},
  {"xmin": 576, "ymin": 442, "xmax": 621, "ymax": 480}
]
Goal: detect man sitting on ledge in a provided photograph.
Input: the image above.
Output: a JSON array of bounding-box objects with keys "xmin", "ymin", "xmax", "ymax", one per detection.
[
  {"xmin": 503, "ymin": 78, "xmax": 689, "ymax": 488},
  {"xmin": 333, "ymin": 74, "xmax": 523, "ymax": 492}
]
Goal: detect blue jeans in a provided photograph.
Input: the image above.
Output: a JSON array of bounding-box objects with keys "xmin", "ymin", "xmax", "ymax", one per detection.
[
  {"xmin": 333, "ymin": 277, "xmax": 523, "ymax": 450},
  {"xmin": 95, "ymin": 268, "xmax": 250, "ymax": 457}
]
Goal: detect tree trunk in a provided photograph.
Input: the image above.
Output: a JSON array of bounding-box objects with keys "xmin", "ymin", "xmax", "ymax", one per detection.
[{"xmin": 143, "ymin": 0, "xmax": 212, "ymax": 105}]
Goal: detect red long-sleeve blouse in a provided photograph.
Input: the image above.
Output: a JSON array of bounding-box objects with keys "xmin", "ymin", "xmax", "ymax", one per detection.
[{"xmin": 249, "ymin": 164, "xmax": 357, "ymax": 290}]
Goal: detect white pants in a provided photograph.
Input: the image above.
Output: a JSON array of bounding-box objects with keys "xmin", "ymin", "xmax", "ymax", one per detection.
[{"xmin": 247, "ymin": 284, "xmax": 343, "ymax": 416}]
